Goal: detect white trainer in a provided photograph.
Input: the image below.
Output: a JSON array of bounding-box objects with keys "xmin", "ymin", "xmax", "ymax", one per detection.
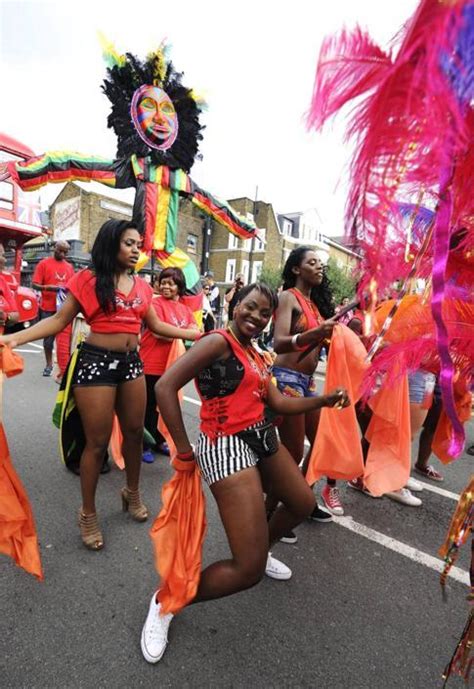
[
  {"xmin": 141, "ymin": 592, "xmax": 174, "ymax": 664},
  {"xmin": 385, "ymin": 488, "xmax": 422, "ymax": 507},
  {"xmin": 406, "ymin": 476, "xmax": 423, "ymax": 492},
  {"xmin": 265, "ymin": 552, "xmax": 292, "ymax": 580}
]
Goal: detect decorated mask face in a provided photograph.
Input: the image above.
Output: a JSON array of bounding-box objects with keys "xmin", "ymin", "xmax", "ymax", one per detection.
[{"xmin": 130, "ymin": 84, "xmax": 178, "ymax": 151}]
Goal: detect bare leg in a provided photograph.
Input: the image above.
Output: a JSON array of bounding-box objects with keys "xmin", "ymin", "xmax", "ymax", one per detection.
[
  {"xmin": 44, "ymin": 346, "xmax": 53, "ymax": 369},
  {"xmin": 73, "ymin": 385, "xmax": 116, "ymax": 514},
  {"xmin": 115, "ymin": 376, "xmax": 146, "ymax": 492},
  {"xmin": 415, "ymin": 398, "xmax": 442, "ymax": 471},
  {"xmin": 192, "ymin": 468, "xmax": 269, "ymax": 603},
  {"xmin": 259, "ymin": 445, "xmax": 316, "ymax": 544}
]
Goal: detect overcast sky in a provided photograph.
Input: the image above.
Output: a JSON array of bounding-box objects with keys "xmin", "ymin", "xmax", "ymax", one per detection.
[{"xmin": 1, "ymin": 0, "xmax": 418, "ymax": 235}]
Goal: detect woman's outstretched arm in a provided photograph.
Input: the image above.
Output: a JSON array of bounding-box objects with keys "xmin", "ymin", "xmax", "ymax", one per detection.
[
  {"xmin": 145, "ymin": 305, "xmax": 200, "ymax": 341},
  {"xmin": 267, "ymin": 381, "xmax": 349, "ymax": 415}
]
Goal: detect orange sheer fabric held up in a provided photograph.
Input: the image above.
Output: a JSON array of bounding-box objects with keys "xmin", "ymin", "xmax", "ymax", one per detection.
[{"xmin": 306, "ymin": 324, "xmax": 368, "ymax": 485}]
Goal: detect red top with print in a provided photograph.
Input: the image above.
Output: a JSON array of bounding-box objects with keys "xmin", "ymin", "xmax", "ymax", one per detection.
[
  {"xmin": 67, "ymin": 269, "xmax": 152, "ymax": 334},
  {"xmin": 33, "ymin": 257, "xmax": 75, "ymax": 311},
  {"xmin": 140, "ymin": 296, "xmax": 196, "ymax": 375},
  {"xmin": 195, "ymin": 329, "xmax": 270, "ymax": 440}
]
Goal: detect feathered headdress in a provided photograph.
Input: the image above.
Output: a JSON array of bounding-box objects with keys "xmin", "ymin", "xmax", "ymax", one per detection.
[{"xmin": 100, "ymin": 36, "xmax": 206, "ymax": 172}]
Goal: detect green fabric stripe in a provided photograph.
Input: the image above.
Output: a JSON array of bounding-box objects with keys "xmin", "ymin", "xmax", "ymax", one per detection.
[
  {"xmin": 22, "ymin": 152, "xmax": 114, "ymax": 174},
  {"xmin": 165, "ymin": 189, "xmax": 179, "ymax": 253}
]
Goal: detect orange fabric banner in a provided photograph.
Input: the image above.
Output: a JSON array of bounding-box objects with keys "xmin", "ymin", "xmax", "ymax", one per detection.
[
  {"xmin": 432, "ymin": 381, "xmax": 472, "ymax": 465},
  {"xmin": 157, "ymin": 339, "xmax": 186, "ymax": 456},
  {"xmin": 363, "ymin": 374, "xmax": 411, "ymax": 496},
  {"xmin": 0, "ymin": 347, "xmax": 43, "ymax": 580},
  {"xmin": 108, "ymin": 415, "xmax": 125, "ymax": 470},
  {"xmin": 151, "ymin": 457, "xmax": 206, "ymax": 615},
  {"xmin": 306, "ymin": 324, "xmax": 368, "ymax": 485}
]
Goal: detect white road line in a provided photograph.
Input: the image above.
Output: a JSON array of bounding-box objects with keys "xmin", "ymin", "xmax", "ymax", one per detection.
[
  {"xmin": 415, "ymin": 481, "xmax": 460, "ymax": 502},
  {"xmin": 14, "ymin": 349, "xmax": 42, "ymax": 354},
  {"xmin": 29, "ymin": 342, "xmax": 44, "ymax": 350},
  {"xmin": 333, "ymin": 515, "xmax": 469, "ymax": 586},
  {"xmin": 183, "ymin": 395, "xmax": 201, "ymax": 407}
]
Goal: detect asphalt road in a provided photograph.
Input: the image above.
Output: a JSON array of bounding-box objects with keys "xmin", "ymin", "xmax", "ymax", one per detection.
[{"xmin": 1, "ymin": 346, "xmax": 473, "ymax": 689}]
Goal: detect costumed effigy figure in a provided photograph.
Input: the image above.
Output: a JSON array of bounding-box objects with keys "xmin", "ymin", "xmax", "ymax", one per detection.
[
  {"xmin": 2, "ymin": 39, "xmax": 259, "ymax": 318},
  {"xmin": 306, "ymin": 0, "xmax": 474, "ymax": 460}
]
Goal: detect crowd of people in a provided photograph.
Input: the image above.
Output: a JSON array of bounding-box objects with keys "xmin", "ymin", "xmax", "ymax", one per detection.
[{"xmin": 0, "ymin": 219, "xmax": 464, "ymax": 664}]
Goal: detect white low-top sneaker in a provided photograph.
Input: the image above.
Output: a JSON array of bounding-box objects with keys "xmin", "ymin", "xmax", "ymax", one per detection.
[
  {"xmin": 385, "ymin": 488, "xmax": 422, "ymax": 507},
  {"xmin": 406, "ymin": 476, "xmax": 423, "ymax": 492},
  {"xmin": 141, "ymin": 592, "xmax": 174, "ymax": 664},
  {"xmin": 265, "ymin": 552, "xmax": 292, "ymax": 580}
]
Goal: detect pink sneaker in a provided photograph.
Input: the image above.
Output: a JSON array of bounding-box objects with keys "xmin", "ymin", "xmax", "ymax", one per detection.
[{"xmin": 321, "ymin": 484, "xmax": 344, "ymax": 516}]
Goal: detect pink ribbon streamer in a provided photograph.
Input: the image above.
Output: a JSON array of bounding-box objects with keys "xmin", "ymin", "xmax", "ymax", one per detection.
[{"xmin": 431, "ymin": 179, "xmax": 465, "ymax": 457}]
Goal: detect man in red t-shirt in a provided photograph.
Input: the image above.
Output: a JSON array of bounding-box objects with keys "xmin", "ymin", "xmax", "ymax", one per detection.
[{"xmin": 32, "ymin": 240, "xmax": 74, "ymax": 376}]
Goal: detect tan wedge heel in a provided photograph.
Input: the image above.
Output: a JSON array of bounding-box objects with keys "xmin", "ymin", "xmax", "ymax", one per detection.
[
  {"xmin": 121, "ymin": 487, "xmax": 148, "ymax": 522},
  {"xmin": 78, "ymin": 510, "xmax": 104, "ymax": 550}
]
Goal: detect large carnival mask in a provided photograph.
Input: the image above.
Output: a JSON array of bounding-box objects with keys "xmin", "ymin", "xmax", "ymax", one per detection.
[{"xmin": 131, "ymin": 84, "xmax": 179, "ymax": 151}]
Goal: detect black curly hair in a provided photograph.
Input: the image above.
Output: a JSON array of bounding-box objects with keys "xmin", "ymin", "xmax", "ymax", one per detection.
[
  {"xmin": 282, "ymin": 246, "xmax": 335, "ymax": 318},
  {"xmin": 102, "ymin": 50, "xmax": 204, "ymax": 172}
]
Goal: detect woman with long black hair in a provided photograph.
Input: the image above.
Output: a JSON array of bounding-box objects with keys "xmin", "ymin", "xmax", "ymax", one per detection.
[
  {"xmin": 0, "ymin": 220, "xmax": 198, "ymax": 550},
  {"xmin": 272, "ymin": 247, "xmax": 341, "ymax": 537}
]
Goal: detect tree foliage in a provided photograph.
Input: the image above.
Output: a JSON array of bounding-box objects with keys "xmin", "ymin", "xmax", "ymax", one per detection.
[
  {"xmin": 326, "ymin": 258, "xmax": 356, "ymax": 305},
  {"xmin": 259, "ymin": 265, "xmax": 282, "ymax": 291}
]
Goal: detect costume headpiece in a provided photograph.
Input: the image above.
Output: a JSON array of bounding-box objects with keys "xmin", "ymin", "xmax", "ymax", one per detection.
[{"xmin": 101, "ymin": 37, "xmax": 206, "ymax": 172}]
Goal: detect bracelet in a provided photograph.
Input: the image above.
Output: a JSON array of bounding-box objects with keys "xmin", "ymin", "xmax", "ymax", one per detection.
[
  {"xmin": 176, "ymin": 448, "xmax": 194, "ymax": 460},
  {"xmin": 291, "ymin": 333, "xmax": 306, "ymax": 351}
]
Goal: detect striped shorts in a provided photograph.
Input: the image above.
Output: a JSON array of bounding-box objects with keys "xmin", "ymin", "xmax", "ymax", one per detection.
[{"xmin": 196, "ymin": 421, "xmax": 273, "ymax": 486}]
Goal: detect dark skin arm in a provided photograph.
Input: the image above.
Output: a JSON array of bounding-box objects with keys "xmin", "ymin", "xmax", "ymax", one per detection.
[
  {"xmin": 0, "ymin": 293, "xmax": 81, "ymax": 347},
  {"xmin": 144, "ymin": 305, "xmax": 200, "ymax": 341},
  {"xmin": 156, "ymin": 333, "xmax": 350, "ymax": 457},
  {"xmin": 273, "ymin": 290, "xmax": 336, "ymax": 354},
  {"xmin": 32, "ymin": 282, "xmax": 61, "ymax": 293}
]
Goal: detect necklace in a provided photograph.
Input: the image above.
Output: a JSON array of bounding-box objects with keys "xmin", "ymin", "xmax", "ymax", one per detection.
[{"xmin": 227, "ymin": 327, "xmax": 269, "ymax": 397}]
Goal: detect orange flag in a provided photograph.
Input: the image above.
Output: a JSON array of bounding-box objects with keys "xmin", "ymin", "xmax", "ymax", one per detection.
[
  {"xmin": 432, "ymin": 378, "xmax": 472, "ymax": 465},
  {"xmin": 306, "ymin": 324, "xmax": 368, "ymax": 485},
  {"xmin": 0, "ymin": 347, "xmax": 43, "ymax": 580},
  {"xmin": 363, "ymin": 373, "xmax": 411, "ymax": 496},
  {"xmin": 157, "ymin": 339, "xmax": 186, "ymax": 457},
  {"xmin": 108, "ymin": 415, "xmax": 125, "ymax": 470},
  {"xmin": 150, "ymin": 457, "xmax": 206, "ymax": 615}
]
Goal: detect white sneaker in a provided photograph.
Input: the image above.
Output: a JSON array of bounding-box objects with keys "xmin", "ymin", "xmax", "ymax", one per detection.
[
  {"xmin": 406, "ymin": 476, "xmax": 423, "ymax": 492},
  {"xmin": 385, "ymin": 488, "xmax": 422, "ymax": 507},
  {"xmin": 141, "ymin": 592, "xmax": 174, "ymax": 664},
  {"xmin": 265, "ymin": 552, "xmax": 292, "ymax": 580}
]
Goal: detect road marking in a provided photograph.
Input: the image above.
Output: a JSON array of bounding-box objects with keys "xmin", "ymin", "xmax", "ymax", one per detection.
[
  {"xmin": 14, "ymin": 349, "xmax": 42, "ymax": 354},
  {"xmin": 415, "ymin": 481, "xmax": 460, "ymax": 502},
  {"xmin": 29, "ymin": 342, "xmax": 44, "ymax": 350},
  {"xmin": 184, "ymin": 395, "xmax": 201, "ymax": 407},
  {"xmin": 333, "ymin": 515, "xmax": 469, "ymax": 586}
]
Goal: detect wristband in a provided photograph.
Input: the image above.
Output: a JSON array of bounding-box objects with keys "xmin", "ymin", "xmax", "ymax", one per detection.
[
  {"xmin": 291, "ymin": 333, "xmax": 306, "ymax": 351},
  {"xmin": 176, "ymin": 448, "xmax": 194, "ymax": 460}
]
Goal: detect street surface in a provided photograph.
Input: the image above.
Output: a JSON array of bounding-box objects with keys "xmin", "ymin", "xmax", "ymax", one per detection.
[{"xmin": 1, "ymin": 346, "xmax": 473, "ymax": 688}]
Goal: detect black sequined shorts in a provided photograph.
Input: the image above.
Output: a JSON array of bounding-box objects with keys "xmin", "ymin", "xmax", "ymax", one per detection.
[{"xmin": 71, "ymin": 343, "xmax": 143, "ymax": 388}]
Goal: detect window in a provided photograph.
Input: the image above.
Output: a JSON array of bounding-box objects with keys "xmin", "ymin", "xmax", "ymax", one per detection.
[
  {"xmin": 225, "ymin": 259, "xmax": 236, "ymax": 283},
  {"xmin": 254, "ymin": 228, "xmax": 266, "ymax": 251},
  {"xmin": 251, "ymin": 261, "xmax": 263, "ymax": 282},
  {"xmin": 243, "ymin": 237, "xmax": 252, "ymax": 252},
  {"xmin": 228, "ymin": 234, "xmax": 239, "ymax": 249},
  {"xmin": 282, "ymin": 219, "xmax": 293, "ymax": 236},
  {"xmin": 0, "ymin": 181, "xmax": 13, "ymax": 211},
  {"xmin": 241, "ymin": 260, "xmax": 250, "ymax": 284},
  {"xmin": 187, "ymin": 233, "xmax": 198, "ymax": 254}
]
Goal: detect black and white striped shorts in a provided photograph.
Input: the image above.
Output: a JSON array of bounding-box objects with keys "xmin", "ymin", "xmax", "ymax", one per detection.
[{"xmin": 196, "ymin": 421, "xmax": 274, "ymax": 486}]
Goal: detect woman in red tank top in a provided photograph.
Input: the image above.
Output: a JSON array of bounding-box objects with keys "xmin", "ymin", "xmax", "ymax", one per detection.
[
  {"xmin": 0, "ymin": 220, "xmax": 199, "ymax": 551},
  {"xmin": 139, "ymin": 282, "xmax": 349, "ymax": 663},
  {"xmin": 272, "ymin": 246, "xmax": 344, "ymax": 528}
]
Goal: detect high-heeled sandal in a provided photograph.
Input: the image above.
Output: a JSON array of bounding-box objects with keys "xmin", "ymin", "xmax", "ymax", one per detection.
[
  {"xmin": 78, "ymin": 510, "xmax": 104, "ymax": 550},
  {"xmin": 121, "ymin": 487, "xmax": 148, "ymax": 522}
]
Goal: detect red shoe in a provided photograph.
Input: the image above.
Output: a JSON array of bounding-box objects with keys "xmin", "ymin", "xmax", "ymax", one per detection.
[
  {"xmin": 414, "ymin": 464, "xmax": 444, "ymax": 482},
  {"xmin": 321, "ymin": 484, "xmax": 344, "ymax": 516}
]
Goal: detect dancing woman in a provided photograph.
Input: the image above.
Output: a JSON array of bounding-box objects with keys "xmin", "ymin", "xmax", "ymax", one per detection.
[
  {"xmin": 272, "ymin": 247, "xmax": 341, "ymax": 531},
  {"xmin": 140, "ymin": 282, "xmax": 349, "ymax": 663},
  {"xmin": 0, "ymin": 220, "xmax": 198, "ymax": 550}
]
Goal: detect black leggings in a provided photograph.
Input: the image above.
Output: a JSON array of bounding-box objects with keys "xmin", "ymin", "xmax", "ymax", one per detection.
[{"xmin": 144, "ymin": 374, "xmax": 166, "ymax": 448}]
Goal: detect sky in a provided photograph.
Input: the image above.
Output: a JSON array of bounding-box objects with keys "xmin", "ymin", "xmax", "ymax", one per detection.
[{"xmin": 1, "ymin": 0, "xmax": 418, "ymax": 236}]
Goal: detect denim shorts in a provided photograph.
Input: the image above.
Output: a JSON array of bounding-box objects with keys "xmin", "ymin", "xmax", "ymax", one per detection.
[
  {"xmin": 408, "ymin": 370, "xmax": 436, "ymax": 407},
  {"xmin": 272, "ymin": 365, "xmax": 318, "ymax": 398},
  {"xmin": 71, "ymin": 343, "xmax": 143, "ymax": 388}
]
